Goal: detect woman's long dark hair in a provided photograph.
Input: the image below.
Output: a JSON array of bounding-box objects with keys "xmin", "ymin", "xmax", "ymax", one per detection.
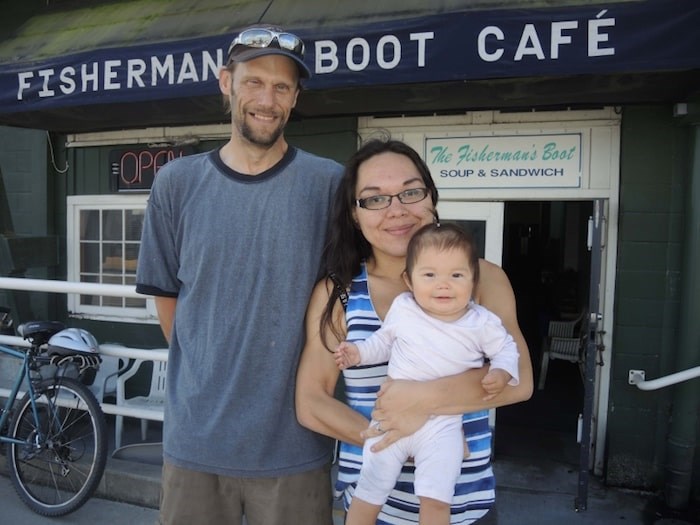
[{"xmin": 319, "ymin": 139, "xmax": 439, "ymax": 349}]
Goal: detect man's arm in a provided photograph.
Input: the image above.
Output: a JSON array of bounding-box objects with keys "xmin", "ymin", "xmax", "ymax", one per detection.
[{"xmin": 154, "ymin": 296, "xmax": 177, "ymax": 344}]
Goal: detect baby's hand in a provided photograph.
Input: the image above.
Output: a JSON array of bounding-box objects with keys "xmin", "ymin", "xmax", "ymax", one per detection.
[
  {"xmin": 481, "ymin": 369, "xmax": 511, "ymax": 401},
  {"xmin": 334, "ymin": 341, "xmax": 361, "ymax": 370}
]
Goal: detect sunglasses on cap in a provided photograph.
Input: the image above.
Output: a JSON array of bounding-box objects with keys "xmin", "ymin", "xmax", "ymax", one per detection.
[{"xmin": 227, "ymin": 28, "xmax": 305, "ymax": 62}]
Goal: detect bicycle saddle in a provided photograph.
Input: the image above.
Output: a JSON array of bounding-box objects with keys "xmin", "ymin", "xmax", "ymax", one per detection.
[{"xmin": 17, "ymin": 321, "xmax": 67, "ymax": 346}]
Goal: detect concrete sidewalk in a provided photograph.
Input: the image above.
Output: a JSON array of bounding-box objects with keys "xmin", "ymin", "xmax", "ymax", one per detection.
[
  {"xmin": 97, "ymin": 445, "xmax": 682, "ymax": 525},
  {"xmin": 492, "ymin": 456, "xmax": 656, "ymax": 525},
  {"xmin": 1, "ymin": 455, "xmax": 687, "ymax": 525},
  {"xmin": 2, "ymin": 454, "xmax": 697, "ymax": 525},
  {"xmin": 2, "ymin": 414, "xmax": 696, "ymax": 525},
  {"xmin": 0, "ymin": 473, "xmax": 158, "ymax": 525}
]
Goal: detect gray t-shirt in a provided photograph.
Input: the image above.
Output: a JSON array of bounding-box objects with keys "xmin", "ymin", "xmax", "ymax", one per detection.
[{"xmin": 136, "ymin": 146, "xmax": 343, "ymax": 476}]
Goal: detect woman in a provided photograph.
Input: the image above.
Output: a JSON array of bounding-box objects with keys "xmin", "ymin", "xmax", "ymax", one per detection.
[{"xmin": 296, "ymin": 139, "xmax": 533, "ymax": 524}]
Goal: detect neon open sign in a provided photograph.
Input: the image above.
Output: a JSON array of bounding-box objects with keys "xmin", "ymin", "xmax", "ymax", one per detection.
[{"xmin": 109, "ymin": 146, "xmax": 195, "ymax": 192}]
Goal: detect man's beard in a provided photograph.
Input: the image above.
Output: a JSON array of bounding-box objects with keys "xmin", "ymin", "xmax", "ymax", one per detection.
[{"xmin": 239, "ymin": 118, "xmax": 285, "ymax": 147}]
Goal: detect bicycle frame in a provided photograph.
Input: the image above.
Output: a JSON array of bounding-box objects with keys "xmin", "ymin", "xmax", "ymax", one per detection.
[{"xmin": 0, "ymin": 342, "xmax": 47, "ymax": 447}]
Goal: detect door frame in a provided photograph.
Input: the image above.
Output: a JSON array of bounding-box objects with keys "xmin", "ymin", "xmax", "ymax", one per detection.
[
  {"xmin": 359, "ymin": 108, "xmax": 620, "ymax": 477},
  {"xmin": 578, "ymin": 198, "xmax": 606, "ymax": 510}
]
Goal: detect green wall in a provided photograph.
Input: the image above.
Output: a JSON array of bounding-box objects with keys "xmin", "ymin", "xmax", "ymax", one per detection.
[
  {"xmin": 0, "ymin": 126, "xmax": 55, "ymax": 324},
  {"xmin": 607, "ymin": 106, "xmax": 690, "ymax": 489}
]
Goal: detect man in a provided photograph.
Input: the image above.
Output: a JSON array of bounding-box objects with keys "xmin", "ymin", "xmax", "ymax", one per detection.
[{"xmin": 136, "ymin": 25, "xmax": 343, "ymax": 525}]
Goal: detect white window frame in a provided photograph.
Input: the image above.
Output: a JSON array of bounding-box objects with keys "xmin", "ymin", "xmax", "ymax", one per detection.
[{"xmin": 67, "ymin": 194, "xmax": 158, "ymax": 323}]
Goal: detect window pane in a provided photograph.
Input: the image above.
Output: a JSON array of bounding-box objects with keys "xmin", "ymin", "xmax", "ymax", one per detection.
[
  {"xmin": 80, "ymin": 243, "xmax": 100, "ymax": 273},
  {"xmin": 79, "ymin": 274, "xmax": 99, "ymax": 306},
  {"xmin": 125, "ymin": 275, "xmax": 146, "ymax": 307},
  {"xmin": 102, "ymin": 275, "xmax": 123, "ymax": 307},
  {"xmin": 80, "ymin": 210, "xmax": 100, "ymax": 241},
  {"xmin": 446, "ymin": 220, "xmax": 486, "ymax": 259},
  {"xmin": 125, "ymin": 209, "xmax": 145, "ymax": 241},
  {"xmin": 102, "ymin": 210, "xmax": 123, "ymax": 241},
  {"xmin": 125, "ymin": 243, "xmax": 139, "ymax": 274},
  {"xmin": 125, "ymin": 297, "xmax": 147, "ymax": 308},
  {"xmin": 103, "ymin": 243, "xmax": 123, "ymax": 274},
  {"xmin": 80, "ymin": 295, "xmax": 100, "ymax": 306}
]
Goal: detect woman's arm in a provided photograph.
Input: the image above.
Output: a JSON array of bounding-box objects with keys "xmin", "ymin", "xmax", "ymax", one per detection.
[
  {"xmin": 369, "ymin": 260, "xmax": 533, "ymax": 450},
  {"xmin": 295, "ymin": 279, "xmax": 370, "ymax": 447}
]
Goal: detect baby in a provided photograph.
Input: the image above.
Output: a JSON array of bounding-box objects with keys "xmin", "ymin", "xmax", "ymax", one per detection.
[{"xmin": 335, "ymin": 222, "xmax": 519, "ymax": 525}]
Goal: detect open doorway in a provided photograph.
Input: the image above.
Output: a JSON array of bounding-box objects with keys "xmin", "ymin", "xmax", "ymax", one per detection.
[{"xmin": 495, "ymin": 201, "xmax": 593, "ymax": 466}]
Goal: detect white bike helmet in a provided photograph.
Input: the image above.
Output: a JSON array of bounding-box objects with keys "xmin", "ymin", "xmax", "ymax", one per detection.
[{"xmin": 47, "ymin": 328, "xmax": 99, "ymax": 356}]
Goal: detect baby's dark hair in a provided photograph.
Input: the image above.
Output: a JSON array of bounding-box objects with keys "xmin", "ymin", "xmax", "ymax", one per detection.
[{"xmin": 405, "ymin": 223, "xmax": 480, "ymax": 286}]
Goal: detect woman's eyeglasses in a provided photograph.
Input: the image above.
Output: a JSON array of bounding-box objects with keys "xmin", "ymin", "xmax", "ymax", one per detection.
[
  {"xmin": 228, "ymin": 28, "xmax": 305, "ymax": 62},
  {"xmin": 356, "ymin": 188, "xmax": 430, "ymax": 210}
]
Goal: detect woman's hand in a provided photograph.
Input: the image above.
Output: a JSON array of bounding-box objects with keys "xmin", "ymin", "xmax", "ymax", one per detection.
[
  {"xmin": 367, "ymin": 378, "xmax": 430, "ymax": 452},
  {"xmin": 368, "ymin": 364, "xmax": 521, "ymax": 453}
]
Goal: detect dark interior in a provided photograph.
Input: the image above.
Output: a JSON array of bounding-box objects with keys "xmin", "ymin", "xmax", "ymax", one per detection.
[{"xmin": 496, "ymin": 201, "xmax": 592, "ymax": 466}]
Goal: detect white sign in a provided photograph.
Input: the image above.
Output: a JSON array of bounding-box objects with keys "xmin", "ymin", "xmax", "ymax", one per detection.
[{"xmin": 425, "ymin": 133, "xmax": 582, "ymax": 189}]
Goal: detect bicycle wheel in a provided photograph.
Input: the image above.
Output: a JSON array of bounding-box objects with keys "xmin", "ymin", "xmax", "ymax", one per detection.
[{"xmin": 7, "ymin": 376, "xmax": 108, "ymax": 517}]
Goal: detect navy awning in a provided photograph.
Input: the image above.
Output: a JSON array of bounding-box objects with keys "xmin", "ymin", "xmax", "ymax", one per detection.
[{"xmin": 1, "ymin": 0, "xmax": 699, "ymax": 132}]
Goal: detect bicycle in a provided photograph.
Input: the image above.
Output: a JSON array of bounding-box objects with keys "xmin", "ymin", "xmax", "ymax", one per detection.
[{"xmin": 0, "ymin": 313, "xmax": 107, "ymax": 517}]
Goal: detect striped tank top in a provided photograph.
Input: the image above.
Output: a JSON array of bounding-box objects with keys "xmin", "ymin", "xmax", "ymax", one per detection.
[{"xmin": 335, "ymin": 263, "xmax": 495, "ymax": 524}]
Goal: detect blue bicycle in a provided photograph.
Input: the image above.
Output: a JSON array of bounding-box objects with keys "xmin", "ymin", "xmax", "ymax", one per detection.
[{"xmin": 0, "ymin": 312, "xmax": 107, "ymax": 516}]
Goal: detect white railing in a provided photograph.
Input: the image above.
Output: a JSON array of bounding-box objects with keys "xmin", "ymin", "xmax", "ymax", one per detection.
[
  {"xmin": 0, "ymin": 276, "xmax": 166, "ymax": 421},
  {"xmin": 0, "ymin": 276, "xmax": 140, "ymax": 298},
  {"xmin": 628, "ymin": 366, "xmax": 700, "ymax": 391}
]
